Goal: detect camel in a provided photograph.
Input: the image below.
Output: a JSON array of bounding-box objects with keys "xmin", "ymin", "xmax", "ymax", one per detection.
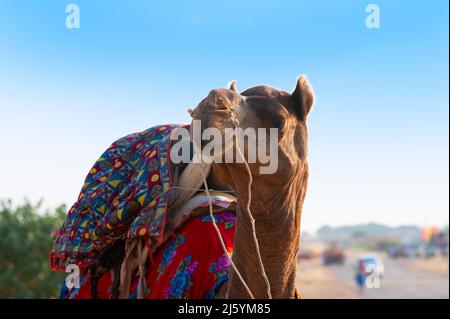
[
  {"xmin": 191, "ymin": 75, "xmax": 315, "ymax": 299},
  {"xmin": 51, "ymin": 76, "xmax": 314, "ymax": 299}
]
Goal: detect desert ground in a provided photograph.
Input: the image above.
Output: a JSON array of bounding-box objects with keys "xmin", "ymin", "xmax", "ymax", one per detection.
[{"xmin": 296, "ymin": 244, "xmax": 449, "ymax": 299}]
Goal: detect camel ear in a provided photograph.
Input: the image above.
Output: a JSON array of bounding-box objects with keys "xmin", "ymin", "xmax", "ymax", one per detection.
[
  {"xmin": 291, "ymin": 75, "xmax": 314, "ymax": 119},
  {"xmin": 229, "ymin": 80, "xmax": 238, "ymax": 92}
]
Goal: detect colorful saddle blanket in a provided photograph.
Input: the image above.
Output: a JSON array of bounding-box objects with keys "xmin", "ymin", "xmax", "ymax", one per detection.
[
  {"xmin": 51, "ymin": 124, "xmax": 185, "ymax": 271},
  {"xmin": 61, "ymin": 211, "xmax": 236, "ymax": 299}
]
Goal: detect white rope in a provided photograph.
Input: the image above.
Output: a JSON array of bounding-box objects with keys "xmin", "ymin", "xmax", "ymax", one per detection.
[
  {"xmin": 189, "ymin": 137, "xmax": 255, "ymax": 298},
  {"xmin": 178, "ymin": 105, "xmax": 272, "ymax": 298},
  {"xmin": 229, "ymin": 106, "xmax": 272, "ymax": 299},
  {"xmin": 144, "ymin": 180, "xmax": 256, "ymax": 298},
  {"xmin": 198, "ymin": 165, "xmax": 255, "ymax": 299},
  {"xmin": 120, "ymin": 104, "xmax": 273, "ymax": 298},
  {"xmin": 139, "ymin": 186, "xmax": 234, "ymax": 209},
  {"xmin": 191, "ymin": 128, "xmax": 272, "ymax": 298},
  {"xmin": 235, "ymin": 140, "xmax": 272, "ymax": 299}
]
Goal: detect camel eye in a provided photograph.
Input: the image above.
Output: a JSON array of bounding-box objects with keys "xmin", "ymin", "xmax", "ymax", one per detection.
[
  {"xmin": 227, "ymin": 92, "xmax": 234, "ymax": 100},
  {"xmin": 273, "ymin": 116, "xmax": 286, "ymax": 130}
]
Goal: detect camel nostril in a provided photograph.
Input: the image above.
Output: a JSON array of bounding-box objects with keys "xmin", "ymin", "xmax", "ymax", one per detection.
[{"xmin": 209, "ymin": 100, "xmax": 229, "ymax": 111}]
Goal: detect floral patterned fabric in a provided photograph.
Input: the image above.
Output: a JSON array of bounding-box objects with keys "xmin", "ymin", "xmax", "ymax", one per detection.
[
  {"xmin": 50, "ymin": 124, "xmax": 183, "ymax": 271},
  {"xmin": 63, "ymin": 211, "xmax": 236, "ymax": 299}
]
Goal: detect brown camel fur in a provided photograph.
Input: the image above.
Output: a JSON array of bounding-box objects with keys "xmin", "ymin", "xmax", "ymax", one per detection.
[{"xmin": 190, "ymin": 76, "xmax": 315, "ymax": 299}]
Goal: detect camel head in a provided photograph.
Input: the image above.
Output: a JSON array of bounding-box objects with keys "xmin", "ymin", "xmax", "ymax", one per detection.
[
  {"xmin": 190, "ymin": 77, "xmax": 315, "ymax": 298},
  {"xmin": 190, "ymin": 76, "xmax": 315, "ymax": 196}
]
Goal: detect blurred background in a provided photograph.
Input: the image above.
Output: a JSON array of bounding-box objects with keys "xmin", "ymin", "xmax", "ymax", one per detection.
[
  {"xmin": 0, "ymin": 0, "xmax": 448, "ymax": 298},
  {"xmin": 296, "ymin": 223, "xmax": 449, "ymax": 298}
]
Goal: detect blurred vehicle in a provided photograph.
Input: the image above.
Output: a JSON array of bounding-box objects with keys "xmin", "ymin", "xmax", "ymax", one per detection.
[
  {"xmin": 298, "ymin": 249, "xmax": 319, "ymax": 260},
  {"xmin": 405, "ymin": 244, "xmax": 421, "ymax": 257},
  {"xmin": 387, "ymin": 245, "xmax": 398, "ymax": 258},
  {"xmin": 419, "ymin": 245, "xmax": 437, "ymax": 258},
  {"xmin": 356, "ymin": 253, "xmax": 385, "ymax": 278},
  {"xmin": 322, "ymin": 242, "xmax": 345, "ymax": 265},
  {"xmin": 388, "ymin": 244, "xmax": 420, "ymax": 258}
]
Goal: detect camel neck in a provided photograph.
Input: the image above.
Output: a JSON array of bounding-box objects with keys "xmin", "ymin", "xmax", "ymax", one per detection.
[{"xmin": 227, "ymin": 165, "xmax": 308, "ymax": 299}]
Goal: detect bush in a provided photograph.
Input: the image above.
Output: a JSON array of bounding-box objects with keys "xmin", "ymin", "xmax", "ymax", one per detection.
[{"xmin": 0, "ymin": 200, "xmax": 66, "ymax": 298}]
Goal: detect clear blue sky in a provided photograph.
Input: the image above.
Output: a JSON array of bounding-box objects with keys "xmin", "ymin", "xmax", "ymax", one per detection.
[{"xmin": 0, "ymin": 0, "xmax": 448, "ymax": 232}]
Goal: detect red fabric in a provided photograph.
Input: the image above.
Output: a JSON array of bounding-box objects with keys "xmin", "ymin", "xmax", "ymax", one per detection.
[{"xmin": 66, "ymin": 211, "xmax": 236, "ymax": 299}]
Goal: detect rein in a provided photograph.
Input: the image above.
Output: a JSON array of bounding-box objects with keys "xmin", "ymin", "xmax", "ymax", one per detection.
[
  {"xmin": 229, "ymin": 106, "xmax": 272, "ymax": 299},
  {"xmin": 234, "ymin": 140, "xmax": 272, "ymax": 299},
  {"xmin": 118, "ymin": 111, "xmax": 272, "ymax": 299},
  {"xmin": 190, "ymin": 108, "xmax": 272, "ymax": 299}
]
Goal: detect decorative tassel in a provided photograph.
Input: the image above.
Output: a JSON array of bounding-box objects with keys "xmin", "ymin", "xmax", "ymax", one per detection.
[
  {"xmin": 118, "ymin": 240, "xmax": 137, "ymax": 299},
  {"xmin": 137, "ymin": 240, "xmax": 149, "ymax": 299}
]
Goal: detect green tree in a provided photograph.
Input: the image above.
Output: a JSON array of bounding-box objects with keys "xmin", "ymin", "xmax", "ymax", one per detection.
[{"xmin": 0, "ymin": 200, "xmax": 66, "ymax": 298}]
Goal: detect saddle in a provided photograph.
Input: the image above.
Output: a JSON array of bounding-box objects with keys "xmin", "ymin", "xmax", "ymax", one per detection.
[{"xmin": 50, "ymin": 124, "xmax": 235, "ymax": 275}]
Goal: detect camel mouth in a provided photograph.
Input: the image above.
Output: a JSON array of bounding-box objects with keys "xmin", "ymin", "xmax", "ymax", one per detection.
[
  {"xmin": 189, "ymin": 118, "xmax": 235, "ymax": 163},
  {"xmin": 190, "ymin": 88, "xmax": 242, "ymax": 132},
  {"xmin": 191, "ymin": 100, "xmax": 234, "ymax": 123},
  {"xmin": 190, "ymin": 98, "xmax": 236, "ymax": 152}
]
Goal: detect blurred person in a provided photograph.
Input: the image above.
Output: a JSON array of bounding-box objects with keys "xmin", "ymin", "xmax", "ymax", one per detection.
[{"xmin": 355, "ymin": 260, "xmax": 366, "ymax": 294}]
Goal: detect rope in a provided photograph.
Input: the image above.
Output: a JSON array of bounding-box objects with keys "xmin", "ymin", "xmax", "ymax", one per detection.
[
  {"xmin": 142, "ymin": 186, "xmax": 235, "ymax": 208},
  {"xmin": 189, "ymin": 104, "xmax": 272, "ymax": 298},
  {"xmin": 229, "ymin": 105, "xmax": 272, "ymax": 298},
  {"xmin": 192, "ymin": 126, "xmax": 272, "ymax": 298},
  {"xmin": 235, "ymin": 142, "xmax": 272, "ymax": 299},
  {"xmin": 117, "ymin": 110, "xmax": 272, "ymax": 298},
  {"xmin": 197, "ymin": 156, "xmax": 256, "ymax": 299}
]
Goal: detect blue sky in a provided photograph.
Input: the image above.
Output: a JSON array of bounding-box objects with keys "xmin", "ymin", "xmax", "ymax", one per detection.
[{"xmin": 0, "ymin": 0, "xmax": 448, "ymax": 232}]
